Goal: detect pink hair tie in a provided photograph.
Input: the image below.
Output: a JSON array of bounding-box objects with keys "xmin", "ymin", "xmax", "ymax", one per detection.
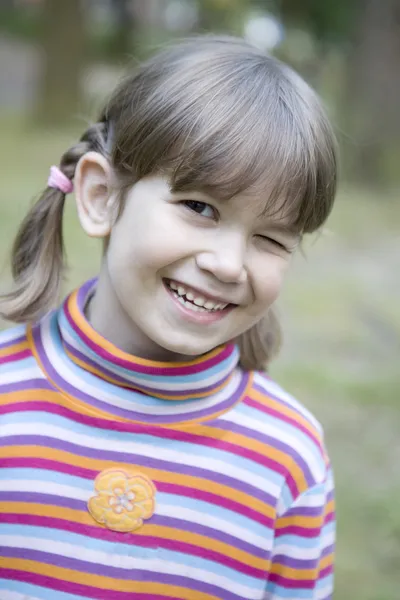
[{"xmin": 48, "ymin": 166, "xmax": 74, "ymax": 194}]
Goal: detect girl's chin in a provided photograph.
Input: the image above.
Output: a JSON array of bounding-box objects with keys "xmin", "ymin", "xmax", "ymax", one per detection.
[{"xmin": 149, "ymin": 331, "xmax": 229, "ymax": 360}]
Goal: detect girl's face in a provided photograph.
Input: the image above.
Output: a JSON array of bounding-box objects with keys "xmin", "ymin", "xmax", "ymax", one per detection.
[{"xmin": 85, "ymin": 171, "xmax": 299, "ymax": 361}]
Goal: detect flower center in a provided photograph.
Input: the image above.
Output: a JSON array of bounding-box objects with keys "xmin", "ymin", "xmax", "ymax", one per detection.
[{"xmin": 110, "ymin": 489, "xmax": 136, "ymax": 513}]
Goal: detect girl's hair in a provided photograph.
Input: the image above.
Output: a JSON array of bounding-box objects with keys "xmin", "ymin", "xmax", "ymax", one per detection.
[{"xmin": 0, "ymin": 35, "xmax": 338, "ymax": 371}]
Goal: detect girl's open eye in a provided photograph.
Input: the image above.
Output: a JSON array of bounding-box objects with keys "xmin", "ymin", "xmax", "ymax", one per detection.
[{"xmin": 183, "ymin": 200, "xmax": 216, "ymax": 219}]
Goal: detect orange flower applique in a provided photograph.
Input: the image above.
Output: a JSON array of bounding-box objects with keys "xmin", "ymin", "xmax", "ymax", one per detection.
[{"xmin": 88, "ymin": 468, "xmax": 156, "ymax": 532}]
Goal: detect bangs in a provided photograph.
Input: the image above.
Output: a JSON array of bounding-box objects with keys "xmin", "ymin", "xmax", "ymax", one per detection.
[
  {"xmin": 168, "ymin": 93, "xmax": 336, "ymax": 234},
  {"xmin": 165, "ymin": 102, "xmax": 332, "ymax": 234},
  {"xmin": 109, "ymin": 39, "xmax": 337, "ymax": 234}
]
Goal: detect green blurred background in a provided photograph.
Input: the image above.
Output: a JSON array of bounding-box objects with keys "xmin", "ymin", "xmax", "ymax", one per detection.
[{"xmin": 0, "ymin": 1, "xmax": 399, "ymax": 598}]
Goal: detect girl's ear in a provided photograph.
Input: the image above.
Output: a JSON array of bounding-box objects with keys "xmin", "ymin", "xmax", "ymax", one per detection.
[{"xmin": 74, "ymin": 151, "xmax": 117, "ymax": 238}]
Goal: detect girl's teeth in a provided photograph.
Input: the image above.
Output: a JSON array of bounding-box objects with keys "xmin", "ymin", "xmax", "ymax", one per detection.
[
  {"xmin": 194, "ymin": 297, "xmax": 206, "ymax": 307},
  {"xmin": 167, "ymin": 280, "xmax": 228, "ymax": 312},
  {"xmin": 177, "ymin": 295, "xmax": 207, "ymax": 312}
]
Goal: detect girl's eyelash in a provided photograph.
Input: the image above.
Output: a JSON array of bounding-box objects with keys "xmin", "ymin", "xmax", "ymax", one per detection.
[
  {"xmin": 182, "ymin": 200, "xmax": 217, "ymax": 218},
  {"xmin": 258, "ymin": 236, "xmax": 289, "ymax": 252}
]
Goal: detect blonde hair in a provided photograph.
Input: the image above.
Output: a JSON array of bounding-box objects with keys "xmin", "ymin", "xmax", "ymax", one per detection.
[{"xmin": 0, "ymin": 35, "xmax": 338, "ymax": 371}]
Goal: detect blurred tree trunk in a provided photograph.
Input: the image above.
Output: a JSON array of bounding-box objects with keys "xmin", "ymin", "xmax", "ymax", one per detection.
[
  {"xmin": 36, "ymin": 0, "xmax": 85, "ymax": 125},
  {"xmin": 110, "ymin": 0, "xmax": 135, "ymax": 58},
  {"xmin": 344, "ymin": 0, "xmax": 400, "ymax": 184}
]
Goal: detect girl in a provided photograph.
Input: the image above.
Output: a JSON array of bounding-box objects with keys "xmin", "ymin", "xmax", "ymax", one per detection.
[{"xmin": 0, "ymin": 36, "xmax": 337, "ymax": 600}]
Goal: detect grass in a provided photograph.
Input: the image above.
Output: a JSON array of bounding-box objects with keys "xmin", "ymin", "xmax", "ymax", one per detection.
[{"xmin": 1, "ymin": 117, "xmax": 399, "ymax": 599}]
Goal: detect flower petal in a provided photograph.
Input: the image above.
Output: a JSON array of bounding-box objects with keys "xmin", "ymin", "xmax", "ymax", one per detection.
[
  {"xmin": 88, "ymin": 494, "xmax": 111, "ymax": 523},
  {"xmin": 128, "ymin": 476, "xmax": 156, "ymax": 502},
  {"xmin": 122, "ymin": 502, "xmax": 143, "ymax": 520},
  {"xmin": 137, "ymin": 497, "xmax": 156, "ymax": 519},
  {"xmin": 95, "ymin": 469, "xmax": 127, "ymax": 494},
  {"xmin": 105, "ymin": 510, "xmax": 142, "ymax": 533}
]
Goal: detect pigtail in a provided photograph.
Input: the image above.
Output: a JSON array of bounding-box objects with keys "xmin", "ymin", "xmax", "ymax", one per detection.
[
  {"xmin": 237, "ymin": 307, "xmax": 282, "ymax": 371},
  {"xmin": 0, "ymin": 122, "xmax": 108, "ymax": 323},
  {"xmin": 0, "ymin": 185, "xmax": 67, "ymax": 323}
]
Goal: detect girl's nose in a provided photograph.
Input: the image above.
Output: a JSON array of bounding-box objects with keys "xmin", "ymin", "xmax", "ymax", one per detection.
[{"xmin": 195, "ymin": 238, "xmax": 247, "ymax": 284}]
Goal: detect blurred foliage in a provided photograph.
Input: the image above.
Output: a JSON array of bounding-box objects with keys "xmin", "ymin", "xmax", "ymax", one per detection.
[
  {"xmin": 0, "ymin": 0, "xmax": 364, "ymax": 51},
  {"xmin": 0, "ymin": 4, "xmax": 42, "ymax": 40},
  {"xmin": 198, "ymin": 0, "xmax": 251, "ymax": 31},
  {"xmin": 0, "ymin": 0, "xmax": 399, "ymax": 183},
  {"xmin": 277, "ymin": 0, "xmax": 361, "ymax": 44}
]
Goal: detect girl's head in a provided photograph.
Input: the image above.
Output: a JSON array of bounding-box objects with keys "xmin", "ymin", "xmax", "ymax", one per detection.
[{"xmin": 0, "ymin": 35, "xmax": 337, "ymax": 369}]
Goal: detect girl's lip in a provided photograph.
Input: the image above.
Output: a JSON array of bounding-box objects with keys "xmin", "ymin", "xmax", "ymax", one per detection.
[{"xmin": 164, "ymin": 281, "xmax": 234, "ymax": 324}]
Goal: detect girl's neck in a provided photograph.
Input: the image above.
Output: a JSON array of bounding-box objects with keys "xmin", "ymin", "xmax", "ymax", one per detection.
[{"xmin": 87, "ymin": 265, "xmax": 192, "ymax": 363}]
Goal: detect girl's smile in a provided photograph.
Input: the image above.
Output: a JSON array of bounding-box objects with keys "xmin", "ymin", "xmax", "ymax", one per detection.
[{"xmin": 163, "ymin": 278, "xmax": 236, "ymax": 324}]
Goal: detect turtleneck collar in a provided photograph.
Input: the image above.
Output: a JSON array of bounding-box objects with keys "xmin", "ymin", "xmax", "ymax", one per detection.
[{"xmin": 29, "ymin": 280, "xmax": 250, "ymax": 425}]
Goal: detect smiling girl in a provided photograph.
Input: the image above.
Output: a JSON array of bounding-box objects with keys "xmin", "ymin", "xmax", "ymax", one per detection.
[{"xmin": 0, "ymin": 36, "xmax": 337, "ymax": 600}]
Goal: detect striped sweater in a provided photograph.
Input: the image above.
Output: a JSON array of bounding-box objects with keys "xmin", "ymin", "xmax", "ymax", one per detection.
[{"xmin": 0, "ymin": 280, "xmax": 335, "ymax": 600}]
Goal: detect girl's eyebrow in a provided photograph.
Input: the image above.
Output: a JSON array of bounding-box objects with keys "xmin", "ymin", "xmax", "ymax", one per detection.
[
  {"xmin": 170, "ymin": 185, "xmax": 227, "ymax": 202},
  {"xmin": 170, "ymin": 188, "xmax": 212, "ymax": 200},
  {"xmin": 263, "ymin": 222, "xmax": 300, "ymax": 236},
  {"xmin": 253, "ymin": 209, "xmax": 300, "ymax": 235},
  {"xmin": 257, "ymin": 223, "xmax": 303, "ymax": 245}
]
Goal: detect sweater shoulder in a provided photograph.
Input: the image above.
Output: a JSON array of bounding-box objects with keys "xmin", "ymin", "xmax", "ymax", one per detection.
[
  {"xmin": 244, "ymin": 370, "xmax": 330, "ymax": 487},
  {"xmin": 0, "ymin": 323, "xmax": 29, "ymax": 354},
  {"xmin": 251, "ymin": 370, "xmax": 324, "ymax": 438},
  {"xmin": 0, "ymin": 323, "xmax": 39, "ymax": 382}
]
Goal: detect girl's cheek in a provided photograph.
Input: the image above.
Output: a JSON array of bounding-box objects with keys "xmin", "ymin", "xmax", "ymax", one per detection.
[{"xmin": 255, "ymin": 253, "xmax": 287, "ymax": 287}]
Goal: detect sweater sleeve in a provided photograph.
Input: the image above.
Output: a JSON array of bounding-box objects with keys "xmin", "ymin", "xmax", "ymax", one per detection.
[{"xmin": 265, "ymin": 465, "xmax": 335, "ymax": 600}]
